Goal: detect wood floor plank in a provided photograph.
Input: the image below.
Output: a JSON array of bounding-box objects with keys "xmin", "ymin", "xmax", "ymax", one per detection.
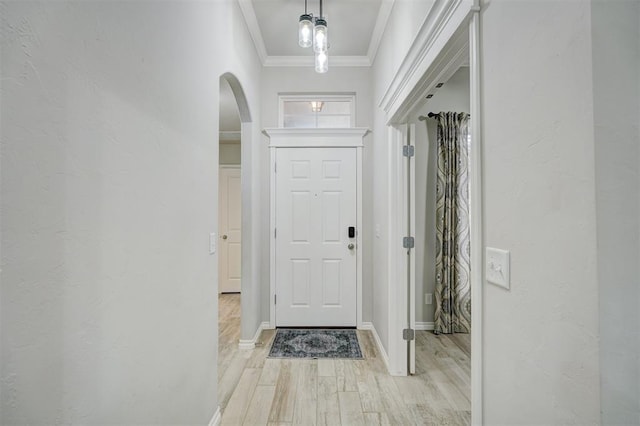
[
  {"xmin": 338, "ymin": 391, "xmax": 366, "ymax": 426},
  {"xmin": 292, "ymin": 360, "xmax": 318, "ymax": 426},
  {"xmin": 243, "ymin": 385, "xmax": 277, "ymax": 426},
  {"xmin": 221, "ymin": 368, "xmax": 261, "ymax": 425},
  {"xmin": 317, "ymin": 376, "xmax": 340, "ymax": 425},
  {"xmin": 268, "ymin": 360, "xmax": 299, "ymax": 423},
  {"xmin": 218, "ymin": 296, "xmax": 471, "ymax": 426},
  {"xmin": 335, "ymin": 360, "xmax": 358, "ymax": 392},
  {"xmin": 317, "ymin": 359, "xmax": 335, "ymax": 377},
  {"xmin": 363, "ymin": 412, "xmax": 391, "ymax": 426},
  {"xmin": 259, "ymin": 359, "xmax": 282, "ymax": 386}
]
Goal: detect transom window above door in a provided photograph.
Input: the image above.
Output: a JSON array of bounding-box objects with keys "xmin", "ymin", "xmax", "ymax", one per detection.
[{"xmin": 279, "ymin": 94, "xmax": 355, "ymax": 128}]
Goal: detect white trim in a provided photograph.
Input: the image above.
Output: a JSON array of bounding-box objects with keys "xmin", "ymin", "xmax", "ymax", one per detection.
[
  {"xmin": 469, "ymin": 10, "xmax": 483, "ymax": 426},
  {"xmin": 408, "ymin": 123, "xmax": 416, "ymax": 375},
  {"xmin": 219, "ymin": 131, "xmax": 241, "ymax": 142},
  {"xmin": 265, "ymin": 129, "xmax": 367, "ymax": 329},
  {"xmin": 264, "ymin": 56, "xmax": 372, "ymax": 67},
  {"xmin": 367, "ymin": 0, "xmax": 395, "ymax": 63},
  {"xmin": 238, "ymin": 321, "xmax": 267, "ymax": 350},
  {"xmin": 263, "ymin": 128, "xmax": 369, "ymax": 147},
  {"xmin": 237, "ymin": 0, "xmax": 268, "ymax": 64},
  {"xmin": 356, "ymin": 145, "xmax": 364, "ymax": 329},
  {"xmin": 269, "ymin": 146, "xmax": 277, "ymax": 329},
  {"xmin": 379, "ymin": 0, "xmax": 476, "ymax": 124},
  {"xmin": 208, "ymin": 406, "xmax": 221, "ymax": 426},
  {"xmin": 382, "ymin": 0, "xmax": 483, "ymax": 421},
  {"xmin": 392, "ymin": 28, "xmax": 470, "ymax": 124},
  {"xmin": 219, "ymin": 164, "xmax": 241, "ymax": 170},
  {"xmin": 260, "ymin": 321, "xmax": 274, "ymax": 330},
  {"xmin": 387, "ymin": 125, "xmax": 408, "ymax": 377},
  {"xmin": 359, "ymin": 321, "xmax": 374, "ymax": 330},
  {"xmin": 367, "ymin": 323, "xmax": 391, "ymax": 374},
  {"xmin": 415, "ymin": 321, "xmax": 435, "ymax": 331}
]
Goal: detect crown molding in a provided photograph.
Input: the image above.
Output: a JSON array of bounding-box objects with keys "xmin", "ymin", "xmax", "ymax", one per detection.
[
  {"xmin": 378, "ymin": 0, "xmax": 477, "ymax": 123},
  {"xmin": 367, "ymin": 0, "xmax": 395, "ymax": 63},
  {"xmin": 264, "ymin": 55, "xmax": 371, "ymax": 67},
  {"xmin": 237, "ymin": 0, "xmax": 268, "ymax": 64},
  {"xmin": 237, "ymin": 0, "xmax": 393, "ymax": 68}
]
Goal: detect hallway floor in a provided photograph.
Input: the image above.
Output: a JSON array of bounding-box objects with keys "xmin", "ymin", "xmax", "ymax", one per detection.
[{"xmin": 218, "ymin": 293, "xmax": 470, "ymax": 425}]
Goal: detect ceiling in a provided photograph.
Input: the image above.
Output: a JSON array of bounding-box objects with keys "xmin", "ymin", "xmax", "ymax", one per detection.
[{"xmin": 239, "ymin": 0, "xmax": 393, "ymax": 66}]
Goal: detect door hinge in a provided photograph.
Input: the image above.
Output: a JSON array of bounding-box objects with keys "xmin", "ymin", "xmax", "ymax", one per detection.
[
  {"xmin": 403, "ymin": 328, "xmax": 415, "ymax": 341},
  {"xmin": 274, "ymin": 228, "xmax": 277, "ymax": 238},
  {"xmin": 274, "ymin": 294, "xmax": 277, "ymax": 305},
  {"xmin": 403, "ymin": 236, "xmax": 415, "ymax": 249},
  {"xmin": 403, "ymin": 145, "xmax": 415, "ymax": 157},
  {"xmin": 274, "ymin": 162, "xmax": 277, "ymax": 173}
]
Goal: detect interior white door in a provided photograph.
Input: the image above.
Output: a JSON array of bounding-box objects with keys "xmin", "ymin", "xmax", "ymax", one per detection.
[
  {"xmin": 275, "ymin": 147, "xmax": 357, "ymax": 327},
  {"xmin": 219, "ymin": 167, "xmax": 241, "ymax": 293}
]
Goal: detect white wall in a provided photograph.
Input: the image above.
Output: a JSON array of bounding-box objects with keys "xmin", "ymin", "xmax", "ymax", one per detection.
[
  {"xmin": 0, "ymin": 1, "xmax": 262, "ymax": 423},
  {"xmin": 220, "ymin": 142, "xmax": 242, "ymax": 165},
  {"xmin": 591, "ymin": 1, "xmax": 640, "ymax": 423},
  {"xmin": 371, "ymin": 0, "xmax": 437, "ymax": 359},
  {"xmin": 408, "ymin": 66, "xmax": 470, "ymax": 325},
  {"xmin": 480, "ymin": 1, "xmax": 600, "ymax": 423},
  {"xmin": 259, "ymin": 66, "xmax": 373, "ymax": 323}
]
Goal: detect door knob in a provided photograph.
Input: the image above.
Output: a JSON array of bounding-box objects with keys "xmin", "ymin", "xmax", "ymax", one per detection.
[
  {"xmin": 222, "ymin": 234, "xmax": 228, "ymax": 240},
  {"xmin": 348, "ymin": 243, "xmax": 355, "ymax": 250}
]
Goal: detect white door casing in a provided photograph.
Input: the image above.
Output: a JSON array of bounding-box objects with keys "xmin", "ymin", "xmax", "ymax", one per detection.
[
  {"xmin": 219, "ymin": 166, "xmax": 242, "ymax": 293},
  {"xmin": 275, "ymin": 147, "xmax": 357, "ymax": 327},
  {"xmin": 264, "ymin": 128, "xmax": 368, "ymax": 329}
]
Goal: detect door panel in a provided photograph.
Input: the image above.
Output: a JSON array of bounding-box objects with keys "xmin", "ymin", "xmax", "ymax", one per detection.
[
  {"xmin": 276, "ymin": 148, "xmax": 357, "ymax": 327},
  {"xmin": 219, "ymin": 167, "xmax": 241, "ymax": 293}
]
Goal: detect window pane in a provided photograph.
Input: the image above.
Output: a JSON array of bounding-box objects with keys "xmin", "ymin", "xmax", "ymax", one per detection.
[
  {"xmin": 284, "ymin": 114, "xmax": 316, "ymax": 128},
  {"xmin": 281, "ymin": 97, "xmax": 353, "ymax": 128},
  {"xmin": 319, "ymin": 101, "xmax": 350, "ymax": 115},
  {"xmin": 317, "ymin": 115, "xmax": 351, "ymax": 128}
]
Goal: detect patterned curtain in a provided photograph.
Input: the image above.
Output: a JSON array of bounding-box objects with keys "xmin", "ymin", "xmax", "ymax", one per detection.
[{"xmin": 434, "ymin": 112, "xmax": 471, "ymax": 334}]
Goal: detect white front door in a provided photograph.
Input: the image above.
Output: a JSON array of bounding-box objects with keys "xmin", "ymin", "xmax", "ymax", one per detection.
[
  {"xmin": 219, "ymin": 166, "xmax": 241, "ymax": 293},
  {"xmin": 275, "ymin": 147, "xmax": 357, "ymax": 327}
]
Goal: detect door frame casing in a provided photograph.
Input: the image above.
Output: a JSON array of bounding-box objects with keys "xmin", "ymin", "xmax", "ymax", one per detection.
[
  {"xmin": 378, "ymin": 0, "xmax": 483, "ymax": 424},
  {"xmin": 263, "ymin": 128, "xmax": 369, "ymax": 329}
]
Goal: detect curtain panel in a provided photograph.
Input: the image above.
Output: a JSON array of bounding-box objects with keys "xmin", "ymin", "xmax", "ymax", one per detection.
[{"xmin": 434, "ymin": 112, "xmax": 471, "ymax": 334}]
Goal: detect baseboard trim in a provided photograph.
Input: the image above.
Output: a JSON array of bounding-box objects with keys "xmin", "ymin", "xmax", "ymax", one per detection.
[
  {"xmin": 208, "ymin": 406, "xmax": 221, "ymax": 426},
  {"xmin": 238, "ymin": 321, "xmax": 269, "ymax": 349},
  {"xmin": 367, "ymin": 323, "xmax": 390, "ymax": 373},
  {"xmin": 415, "ymin": 321, "xmax": 434, "ymax": 331},
  {"xmin": 359, "ymin": 321, "xmax": 374, "ymax": 330}
]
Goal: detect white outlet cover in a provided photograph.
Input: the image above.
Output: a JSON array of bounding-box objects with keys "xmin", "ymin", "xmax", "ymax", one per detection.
[{"xmin": 486, "ymin": 247, "xmax": 510, "ymax": 290}]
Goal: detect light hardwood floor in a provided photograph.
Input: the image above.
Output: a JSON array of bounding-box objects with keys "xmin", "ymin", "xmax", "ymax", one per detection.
[{"xmin": 218, "ymin": 293, "xmax": 470, "ymax": 426}]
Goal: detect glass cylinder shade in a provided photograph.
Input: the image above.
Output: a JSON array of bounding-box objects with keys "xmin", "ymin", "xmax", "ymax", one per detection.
[
  {"xmin": 298, "ymin": 14, "xmax": 313, "ymax": 48},
  {"xmin": 313, "ymin": 19, "xmax": 328, "ymax": 53},
  {"xmin": 315, "ymin": 50, "xmax": 328, "ymax": 73}
]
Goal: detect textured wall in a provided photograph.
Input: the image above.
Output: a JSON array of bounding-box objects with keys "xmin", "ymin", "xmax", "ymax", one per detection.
[
  {"xmin": 592, "ymin": 0, "xmax": 640, "ymax": 423},
  {"xmin": 0, "ymin": 1, "xmax": 261, "ymax": 423},
  {"xmin": 481, "ymin": 1, "xmax": 601, "ymax": 423}
]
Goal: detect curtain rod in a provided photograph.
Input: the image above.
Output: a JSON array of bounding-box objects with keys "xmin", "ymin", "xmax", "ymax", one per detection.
[{"xmin": 418, "ymin": 112, "xmax": 470, "ymax": 121}]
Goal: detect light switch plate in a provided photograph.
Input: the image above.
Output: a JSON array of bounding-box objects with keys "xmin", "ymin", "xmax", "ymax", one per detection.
[
  {"xmin": 209, "ymin": 232, "xmax": 217, "ymax": 255},
  {"xmin": 486, "ymin": 247, "xmax": 510, "ymax": 290}
]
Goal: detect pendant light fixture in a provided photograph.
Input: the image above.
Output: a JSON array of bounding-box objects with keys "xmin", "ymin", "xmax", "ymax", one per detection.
[
  {"xmin": 298, "ymin": 0, "xmax": 313, "ymax": 48},
  {"xmin": 298, "ymin": 0, "xmax": 329, "ymax": 73}
]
